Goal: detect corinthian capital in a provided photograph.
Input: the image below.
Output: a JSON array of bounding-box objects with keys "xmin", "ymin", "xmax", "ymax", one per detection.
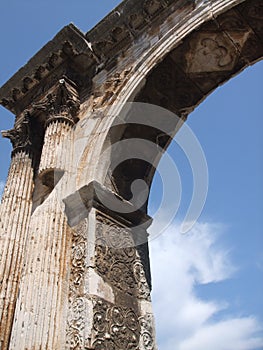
[
  {"xmin": 32, "ymin": 77, "xmax": 80, "ymax": 127},
  {"xmin": 2, "ymin": 111, "xmax": 32, "ymax": 154}
]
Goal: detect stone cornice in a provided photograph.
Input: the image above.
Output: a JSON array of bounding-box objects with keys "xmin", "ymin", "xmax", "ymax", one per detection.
[
  {"xmin": 0, "ymin": 0, "xmax": 258, "ymax": 117},
  {"xmin": 0, "ymin": 24, "xmax": 90, "ymax": 115},
  {"xmin": 63, "ymin": 180, "xmax": 152, "ymax": 229},
  {"xmin": 85, "ymin": 0, "xmax": 177, "ymax": 59},
  {"xmin": 0, "ymin": 0, "xmax": 192, "ymax": 115}
]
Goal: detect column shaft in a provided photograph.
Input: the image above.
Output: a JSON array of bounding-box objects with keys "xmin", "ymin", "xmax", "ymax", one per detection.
[
  {"xmin": 39, "ymin": 120, "xmax": 73, "ymax": 174},
  {"xmin": 9, "ymin": 120, "xmax": 74, "ymax": 349},
  {"xmin": 0, "ymin": 150, "xmax": 34, "ymax": 350}
]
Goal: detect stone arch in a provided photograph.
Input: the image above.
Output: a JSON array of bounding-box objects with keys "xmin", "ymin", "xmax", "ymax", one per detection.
[
  {"xmin": 0, "ymin": 1, "xmax": 262, "ymax": 348},
  {"xmin": 83, "ymin": 0, "xmax": 262, "ymax": 206}
]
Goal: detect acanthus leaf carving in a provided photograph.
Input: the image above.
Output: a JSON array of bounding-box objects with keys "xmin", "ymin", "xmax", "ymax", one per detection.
[
  {"xmin": 2, "ymin": 111, "xmax": 32, "ymax": 153},
  {"xmin": 32, "ymin": 77, "xmax": 80, "ymax": 127}
]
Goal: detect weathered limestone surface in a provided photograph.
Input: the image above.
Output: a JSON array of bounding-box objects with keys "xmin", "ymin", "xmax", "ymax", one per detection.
[
  {"xmin": 9, "ymin": 80, "xmax": 79, "ymax": 349},
  {"xmin": 0, "ymin": 0, "xmax": 262, "ymax": 348},
  {"xmin": 0, "ymin": 151, "xmax": 34, "ymax": 349},
  {"xmin": 0, "ymin": 116, "xmax": 34, "ymax": 350}
]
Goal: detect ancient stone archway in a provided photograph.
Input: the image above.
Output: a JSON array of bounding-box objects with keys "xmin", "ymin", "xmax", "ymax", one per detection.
[{"xmin": 0, "ymin": 0, "xmax": 262, "ymax": 348}]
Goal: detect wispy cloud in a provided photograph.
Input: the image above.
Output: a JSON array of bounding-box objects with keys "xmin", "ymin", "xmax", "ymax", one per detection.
[{"xmin": 149, "ymin": 222, "xmax": 263, "ymax": 350}]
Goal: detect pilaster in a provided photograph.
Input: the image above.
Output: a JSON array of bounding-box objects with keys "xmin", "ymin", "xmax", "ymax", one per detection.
[{"xmin": 63, "ymin": 181, "xmax": 157, "ymax": 350}]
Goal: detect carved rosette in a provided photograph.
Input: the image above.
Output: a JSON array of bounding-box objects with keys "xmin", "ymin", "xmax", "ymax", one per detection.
[
  {"xmin": 32, "ymin": 77, "xmax": 80, "ymax": 128},
  {"xmin": 95, "ymin": 214, "xmax": 151, "ymax": 301},
  {"xmin": 1, "ymin": 111, "xmax": 32, "ymax": 155},
  {"xmin": 91, "ymin": 298, "xmax": 140, "ymax": 350}
]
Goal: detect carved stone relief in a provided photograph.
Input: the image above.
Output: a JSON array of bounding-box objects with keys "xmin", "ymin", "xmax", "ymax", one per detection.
[
  {"xmin": 143, "ymin": 0, "xmax": 163, "ymax": 17},
  {"xmin": 247, "ymin": 2, "xmax": 263, "ymax": 20},
  {"xmin": 185, "ymin": 25, "xmax": 256, "ymax": 74},
  {"xmin": 2, "ymin": 111, "xmax": 32, "ymax": 153},
  {"xmin": 66, "ymin": 220, "xmax": 88, "ymax": 349},
  {"xmin": 66, "ymin": 215, "xmax": 153, "ymax": 349},
  {"xmin": 95, "ymin": 214, "xmax": 151, "ymax": 301},
  {"xmin": 1, "ymin": 1, "xmax": 262, "ymax": 349},
  {"xmin": 32, "ymin": 78, "xmax": 80, "ymax": 127},
  {"xmin": 139, "ymin": 313, "xmax": 155, "ymax": 350},
  {"xmin": 186, "ymin": 33, "xmax": 237, "ymax": 73},
  {"xmin": 91, "ymin": 297, "xmax": 140, "ymax": 350}
]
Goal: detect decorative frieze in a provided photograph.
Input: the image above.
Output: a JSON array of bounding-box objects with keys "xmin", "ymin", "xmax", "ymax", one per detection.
[{"xmin": 0, "ymin": 25, "xmax": 89, "ymax": 115}]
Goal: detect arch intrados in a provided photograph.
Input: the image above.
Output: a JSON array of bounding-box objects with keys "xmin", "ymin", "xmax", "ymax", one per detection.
[
  {"xmin": 75, "ymin": 0, "xmax": 263, "ymax": 204},
  {"xmin": 94, "ymin": 0, "xmax": 262, "ymax": 201}
]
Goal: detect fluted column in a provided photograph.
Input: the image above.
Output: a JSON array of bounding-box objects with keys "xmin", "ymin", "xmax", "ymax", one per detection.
[
  {"xmin": 9, "ymin": 78, "xmax": 80, "ymax": 349},
  {"xmin": 0, "ymin": 113, "xmax": 34, "ymax": 350}
]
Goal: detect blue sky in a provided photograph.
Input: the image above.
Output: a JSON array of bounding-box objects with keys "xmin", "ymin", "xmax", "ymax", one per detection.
[
  {"xmin": 0, "ymin": 1, "xmax": 262, "ymax": 349},
  {"xmin": 149, "ymin": 61, "xmax": 263, "ymax": 349}
]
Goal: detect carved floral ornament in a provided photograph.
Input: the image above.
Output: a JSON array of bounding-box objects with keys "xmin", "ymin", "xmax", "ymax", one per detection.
[
  {"xmin": 91, "ymin": 298, "xmax": 155, "ymax": 350},
  {"xmin": 95, "ymin": 214, "xmax": 151, "ymax": 300},
  {"xmin": 92, "ymin": 298, "xmax": 141, "ymax": 350},
  {"xmin": 65, "ymin": 215, "xmax": 154, "ymax": 349},
  {"xmin": 1, "ymin": 111, "xmax": 32, "ymax": 153},
  {"xmin": 1, "ymin": 78, "xmax": 80, "ymax": 154},
  {"xmin": 66, "ymin": 220, "xmax": 89, "ymax": 349},
  {"xmin": 32, "ymin": 77, "xmax": 80, "ymax": 127},
  {"xmin": 186, "ymin": 33, "xmax": 238, "ymax": 73}
]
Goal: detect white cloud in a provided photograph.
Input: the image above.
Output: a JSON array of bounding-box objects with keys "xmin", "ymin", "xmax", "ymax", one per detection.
[
  {"xmin": 149, "ymin": 222, "xmax": 263, "ymax": 350},
  {"xmin": 180, "ymin": 318, "xmax": 263, "ymax": 350}
]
